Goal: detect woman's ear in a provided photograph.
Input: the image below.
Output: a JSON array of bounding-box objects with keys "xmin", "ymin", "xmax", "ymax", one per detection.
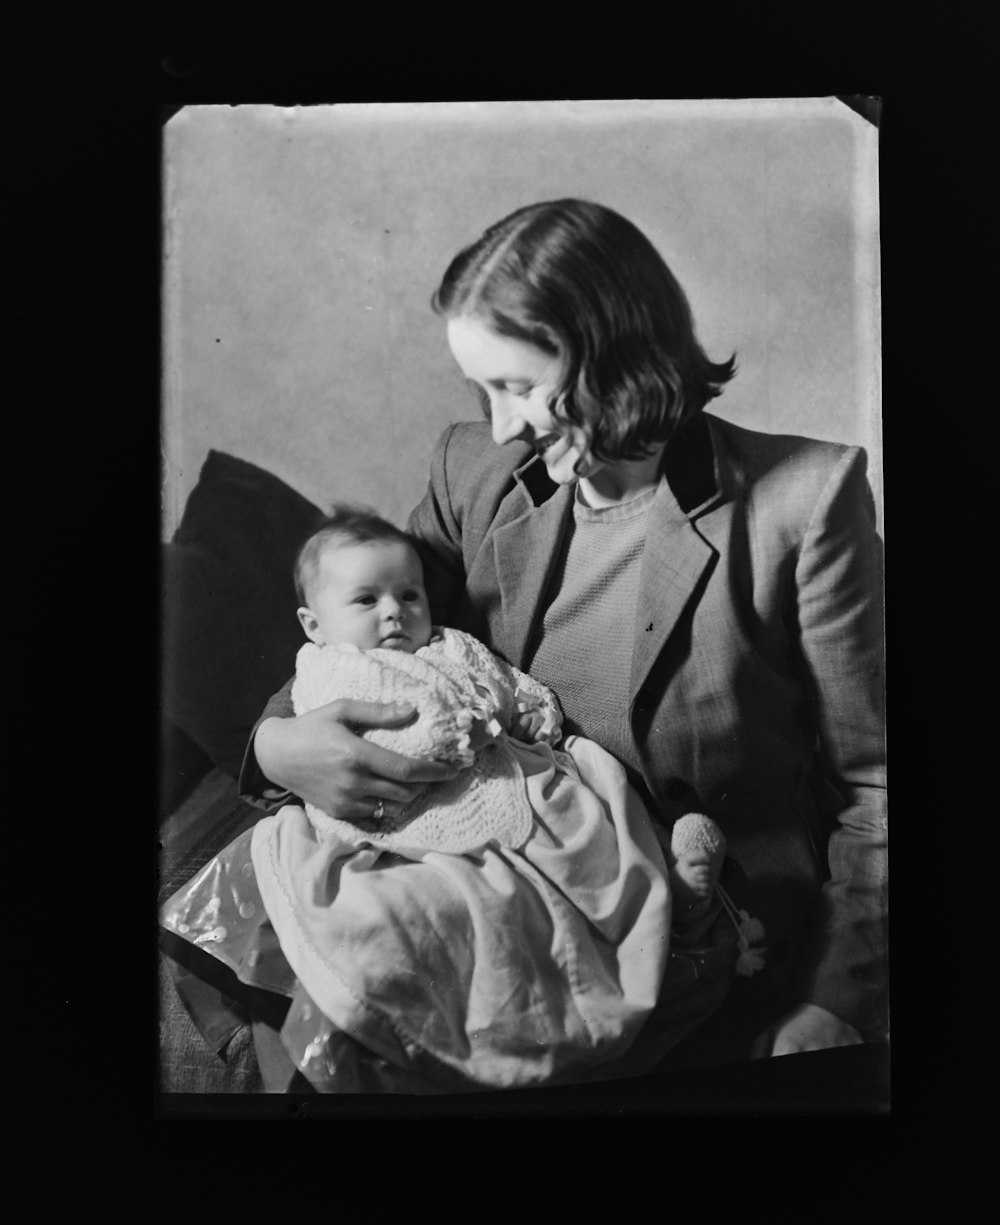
[{"xmin": 296, "ymin": 606, "xmax": 325, "ymax": 645}]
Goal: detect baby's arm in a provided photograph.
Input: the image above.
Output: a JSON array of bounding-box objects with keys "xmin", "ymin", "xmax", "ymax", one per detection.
[{"xmin": 443, "ymin": 631, "xmax": 562, "ymax": 746}]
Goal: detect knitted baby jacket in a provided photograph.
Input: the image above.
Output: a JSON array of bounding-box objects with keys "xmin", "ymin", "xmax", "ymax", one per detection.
[{"xmin": 290, "ymin": 627, "xmax": 562, "ymax": 855}]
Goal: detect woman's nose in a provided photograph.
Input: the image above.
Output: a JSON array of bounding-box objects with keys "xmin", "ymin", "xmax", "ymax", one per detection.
[{"xmin": 489, "ymin": 398, "xmax": 527, "ymax": 446}]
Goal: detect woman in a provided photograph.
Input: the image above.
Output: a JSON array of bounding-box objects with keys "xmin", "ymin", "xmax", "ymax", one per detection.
[{"xmin": 245, "ymin": 198, "xmax": 887, "ymax": 1066}]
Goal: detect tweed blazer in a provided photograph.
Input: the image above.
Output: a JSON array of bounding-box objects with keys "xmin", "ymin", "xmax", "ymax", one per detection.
[{"xmin": 403, "ymin": 412, "xmax": 886, "ymax": 1035}]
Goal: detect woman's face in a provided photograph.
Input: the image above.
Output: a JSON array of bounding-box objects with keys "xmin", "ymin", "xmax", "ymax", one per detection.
[{"xmin": 446, "ymin": 316, "xmax": 600, "ymax": 487}]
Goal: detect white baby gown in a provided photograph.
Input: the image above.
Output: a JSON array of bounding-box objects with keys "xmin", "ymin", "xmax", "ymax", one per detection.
[{"xmin": 163, "ymin": 629, "xmax": 700, "ymax": 1093}]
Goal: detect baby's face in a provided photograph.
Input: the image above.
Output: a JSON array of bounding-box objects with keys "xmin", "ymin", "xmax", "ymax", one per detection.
[{"xmin": 298, "ymin": 539, "xmax": 433, "ymax": 652}]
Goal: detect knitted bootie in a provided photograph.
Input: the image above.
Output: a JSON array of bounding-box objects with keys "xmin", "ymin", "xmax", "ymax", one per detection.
[
  {"xmin": 668, "ymin": 812, "xmax": 727, "ymax": 923},
  {"xmin": 668, "ymin": 813, "xmax": 768, "ymax": 976}
]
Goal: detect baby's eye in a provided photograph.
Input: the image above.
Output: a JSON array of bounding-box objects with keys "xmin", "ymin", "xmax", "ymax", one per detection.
[
  {"xmin": 402, "ymin": 590, "xmax": 422, "ymax": 603},
  {"xmin": 355, "ymin": 595, "xmax": 377, "ymax": 606}
]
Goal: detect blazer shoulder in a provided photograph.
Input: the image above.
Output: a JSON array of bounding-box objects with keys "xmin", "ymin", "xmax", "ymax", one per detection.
[
  {"xmin": 434, "ymin": 420, "xmax": 533, "ymax": 501},
  {"xmin": 442, "ymin": 420, "xmax": 527, "ymax": 462},
  {"xmin": 705, "ymin": 413, "xmax": 878, "ymax": 548},
  {"xmin": 707, "ymin": 413, "xmax": 866, "ymax": 492}
]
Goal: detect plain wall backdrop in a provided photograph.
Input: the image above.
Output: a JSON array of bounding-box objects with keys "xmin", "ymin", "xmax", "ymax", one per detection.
[{"xmin": 162, "ymin": 99, "xmax": 881, "ymax": 538}]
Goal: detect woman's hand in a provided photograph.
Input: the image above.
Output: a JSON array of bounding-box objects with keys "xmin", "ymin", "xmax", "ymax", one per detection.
[
  {"xmin": 752, "ymin": 1002, "xmax": 863, "ymax": 1058},
  {"xmin": 254, "ymin": 700, "xmax": 459, "ymax": 822}
]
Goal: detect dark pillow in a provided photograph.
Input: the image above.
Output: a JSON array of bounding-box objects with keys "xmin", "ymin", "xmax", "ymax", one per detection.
[{"xmin": 161, "ymin": 450, "xmax": 324, "ymax": 779}]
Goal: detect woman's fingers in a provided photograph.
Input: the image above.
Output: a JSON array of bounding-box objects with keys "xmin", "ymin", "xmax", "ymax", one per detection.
[
  {"xmin": 355, "ymin": 737, "xmax": 460, "ymax": 785},
  {"xmin": 353, "ymin": 774, "xmax": 424, "ymax": 807},
  {"xmin": 262, "ymin": 698, "xmax": 461, "ymax": 816},
  {"xmin": 329, "ymin": 771, "xmax": 439, "ymax": 822},
  {"xmin": 326, "ymin": 699, "xmax": 461, "ymax": 784},
  {"xmin": 330, "ymin": 698, "xmax": 419, "ymax": 730},
  {"xmin": 343, "ymin": 792, "xmax": 426, "ymax": 823}
]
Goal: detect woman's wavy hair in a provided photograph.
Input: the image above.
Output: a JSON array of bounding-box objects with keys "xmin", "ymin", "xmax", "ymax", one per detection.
[{"xmin": 432, "ymin": 199, "xmax": 736, "ymax": 465}]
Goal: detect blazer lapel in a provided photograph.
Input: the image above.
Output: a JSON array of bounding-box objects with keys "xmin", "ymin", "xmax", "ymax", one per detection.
[
  {"xmin": 629, "ymin": 413, "xmax": 728, "ymax": 703},
  {"xmin": 492, "ymin": 476, "xmax": 574, "ymax": 670},
  {"xmin": 629, "ymin": 494, "xmax": 716, "ymax": 702}
]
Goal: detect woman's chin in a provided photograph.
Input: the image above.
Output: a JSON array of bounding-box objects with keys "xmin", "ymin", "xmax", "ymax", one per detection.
[
  {"xmin": 542, "ymin": 447, "xmax": 589, "ymax": 486},
  {"xmin": 545, "ymin": 466, "xmax": 578, "ymax": 487}
]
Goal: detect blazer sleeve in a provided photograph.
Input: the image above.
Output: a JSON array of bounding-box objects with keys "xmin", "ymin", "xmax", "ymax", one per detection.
[
  {"xmin": 236, "ymin": 677, "xmax": 297, "ymax": 812},
  {"xmin": 789, "ymin": 446, "xmax": 887, "ymax": 1035},
  {"xmin": 406, "ymin": 424, "xmax": 471, "ymax": 626}
]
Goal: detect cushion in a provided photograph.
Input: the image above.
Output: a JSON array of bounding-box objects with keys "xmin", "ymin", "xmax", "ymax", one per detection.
[
  {"xmin": 161, "ymin": 450, "xmax": 323, "ymax": 780},
  {"xmin": 159, "ymin": 719, "xmax": 214, "ymax": 817}
]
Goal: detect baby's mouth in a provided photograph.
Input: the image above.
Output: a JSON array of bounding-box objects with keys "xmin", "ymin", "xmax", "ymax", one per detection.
[{"xmin": 380, "ymin": 631, "xmax": 409, "ymax": 649}]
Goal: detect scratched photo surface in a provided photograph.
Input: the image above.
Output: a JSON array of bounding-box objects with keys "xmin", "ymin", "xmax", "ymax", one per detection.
[{"xmin": 158, "ymin": 100, "xmax": 883, "ymax": 1111}]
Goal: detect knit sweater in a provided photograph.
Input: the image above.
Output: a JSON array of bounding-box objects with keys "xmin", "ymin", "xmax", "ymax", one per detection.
[{"xmin": 527, "ymin": 482, "xmax": 659, "ymax": 775}]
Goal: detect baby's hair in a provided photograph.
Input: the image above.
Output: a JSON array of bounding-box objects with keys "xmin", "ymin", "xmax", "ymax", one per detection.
[
  {"xmin": 295, "ymin": 503, "xmax": 418, "ymax": 606},
  {"xmin": 432, "ymin": 198, "xmax": 736, "ymax": 466}
]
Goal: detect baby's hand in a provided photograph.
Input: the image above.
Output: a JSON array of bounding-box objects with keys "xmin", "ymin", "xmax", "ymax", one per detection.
[
  {"xmin": 510, "ymin": 689, "xmax": 559, "ymax": 743},
  {"xmin": 511, "ymin": 704, "xmax": 543, "ymax": 742}
]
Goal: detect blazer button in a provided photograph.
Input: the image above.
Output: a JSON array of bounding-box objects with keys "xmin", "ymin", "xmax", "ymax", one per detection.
[{"xmin": 665, "ymin": 779, "xmax": 689, "ymax": 800}]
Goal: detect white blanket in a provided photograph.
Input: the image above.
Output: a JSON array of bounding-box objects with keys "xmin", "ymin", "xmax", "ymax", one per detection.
[{"xmin": 251, "ymin": 730, "xmax": 674, "ymax": 1090}]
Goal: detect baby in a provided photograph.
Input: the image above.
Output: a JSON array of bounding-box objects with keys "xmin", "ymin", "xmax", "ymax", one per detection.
[
  {"xmin": 287, "ymin": 505, "xmax": 562, "ymax": 854},
  {"xmin": 161, "ymin": 505, "xmax": 762, "ymax": 1093}
]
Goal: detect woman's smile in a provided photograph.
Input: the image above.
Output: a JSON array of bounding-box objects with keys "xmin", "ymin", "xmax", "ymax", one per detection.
[{"xmin": 533, "ymin": 431, "xmax": 561, "ymax": 456}]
